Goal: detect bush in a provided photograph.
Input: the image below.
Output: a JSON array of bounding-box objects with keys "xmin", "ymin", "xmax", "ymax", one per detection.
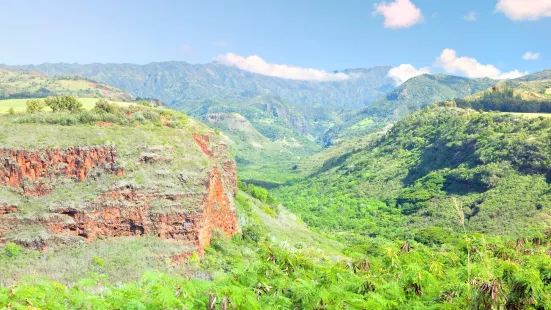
[
  {"xmin": 94, "ymin": 99, "xmax": 119, "ymax": 114},
  {"xmin": 26, "ymin": 99, "xmax": 46, "ymax": 113}
]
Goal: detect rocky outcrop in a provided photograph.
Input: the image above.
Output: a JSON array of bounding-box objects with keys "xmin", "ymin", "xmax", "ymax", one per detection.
[
  {"xmin": 0, "ymin": 133, "xmax": 239, "ymax": 259},
  {"xmin": 0, "ymin": 146, "xmax": 124, "ymax": 195},
  {"xmin": 40, "ymin": 166, "xmax": 237, "ymax": 255}
]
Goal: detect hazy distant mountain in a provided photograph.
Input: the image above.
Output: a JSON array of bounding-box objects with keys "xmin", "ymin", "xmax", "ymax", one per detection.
[{"xmin": 0, "ymin": 62, "xmax": 396, "ymax": 109}]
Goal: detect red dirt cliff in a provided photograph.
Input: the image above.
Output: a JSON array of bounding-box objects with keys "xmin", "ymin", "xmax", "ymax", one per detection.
[
  {"xmin": 0, "ymin": 136, "xmax": 239, "ymax": 258},
  {"xmin": 0, "ymin": 146, "xmax": 123, "ymax": 195}
]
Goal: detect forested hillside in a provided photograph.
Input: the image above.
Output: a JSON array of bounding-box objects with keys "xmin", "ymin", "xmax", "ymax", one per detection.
[{"xmin": 276, "ymin": 106, "xmax": 551, "ymax": 240}]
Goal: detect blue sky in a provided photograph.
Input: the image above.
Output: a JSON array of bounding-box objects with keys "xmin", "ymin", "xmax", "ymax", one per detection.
[{"xmin": 0, "ymin": 0, "xmax": 549, "ymax": 81}]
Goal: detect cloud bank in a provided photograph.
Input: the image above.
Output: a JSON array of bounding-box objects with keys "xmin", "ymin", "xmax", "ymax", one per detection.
[
  {"xmin": 496, "ymin": 0, "xmax": 551, "ymax": 20},
  {"xmin": 373, "ymin": 0, "xmax": 423, "ymax": 29},
  {"xmin": 435, "ymin": 48, "xmax": 526, "ymax": 79},
  {"xmin": 387, "ymin": 64, "xmax": 430, "ymax": 85},
  {"xmin": 215, "ymin": 53, "xmax": 349, "ymax": 81}
]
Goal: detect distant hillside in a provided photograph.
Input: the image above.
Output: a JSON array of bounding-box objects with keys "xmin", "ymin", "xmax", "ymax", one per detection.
[
  {"xmin": 185, "ymin": 96, "xmax": 336, "ymax": 184},
  {"xmin": 368, "ymin": 74, "xmax": 497, "ymax": 116},
  {"xmin": 276, "ymin": 106, "xmax": 551, "ymax": 239},
  {"xmin": 322, "ymin": 74, "xmax": 498, "ymax": 145},
  {"xmin": 0, "ymin": 69, "xmax": 133, "ymax": 101},
  {"xmin": 0, "ymin": 62, "xmax": 396, "ymax": 109},
  {"xmin": 467, "ymin": 70, "xmax": 551, "ymax": 101}
]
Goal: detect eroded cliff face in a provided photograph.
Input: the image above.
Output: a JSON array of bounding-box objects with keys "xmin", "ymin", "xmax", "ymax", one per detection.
[
  {"xmin": 0, "ymin": 131, "xmax": 238, "ymax": 259},
  {"xmin": 0, "ymin": 146, "xmax": 123, "ymax": 195}
]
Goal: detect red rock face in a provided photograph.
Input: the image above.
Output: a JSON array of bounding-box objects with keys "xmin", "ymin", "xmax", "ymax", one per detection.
[
  {"xmin": 0, "ymin": 146, "xmax": 123, "ymax": 195},
  {"xmin": 0, "ymin": 135, "xmax": 239, "ymax": 259},
  {"xmin": 43, "ymin": 166, "xmax": 237, "ymax": 255},
  {"xmin": 193, "ymin": 134, "xmax": 214, "ymax": 158}
]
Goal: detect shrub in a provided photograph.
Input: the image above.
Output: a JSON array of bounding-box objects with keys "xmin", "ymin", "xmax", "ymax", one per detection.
[
  {"xmin": 26, "ymin": 99, "xmax": 46, "ymax": 113},
  {"xmin": 8, "ymin": 108, "xmax": 15, "ymax": 115},
  {"xmin": 94, "ymin": 99, "xmax": 119, "ymax": 114},
  {"xmin": 92, "ymin": 256, "xmax": 105, "ymax": 266},
  {"xmin": 5, "ymin": 242, "xmax": 21, "ymax": 257}
]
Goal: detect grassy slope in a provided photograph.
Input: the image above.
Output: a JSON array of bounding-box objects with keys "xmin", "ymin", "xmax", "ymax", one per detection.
[{"xmin": 0, "ymin": 69, "xmax": 133, "ymax": 101}]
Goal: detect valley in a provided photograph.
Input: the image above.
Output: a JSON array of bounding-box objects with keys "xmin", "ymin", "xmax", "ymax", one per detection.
[{"xmin": 2, "ymin": 63, "xmax": 551, "ymax": 308}]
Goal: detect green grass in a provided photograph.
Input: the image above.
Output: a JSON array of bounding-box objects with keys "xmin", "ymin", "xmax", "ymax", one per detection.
[
  {"xmin": 0, "ymin": 70, "xmax": 133, "ymax": 101},
  {"xmin": 0, "ymin": 236, "xmax": 196, "ymax": 286},
  {"xmin": 508, "ymin": 112, "xmax": 551, "ymax": 118},
  {"xmin": 0, "ymin": 98, "xmax": 134, "ymax": 113}
]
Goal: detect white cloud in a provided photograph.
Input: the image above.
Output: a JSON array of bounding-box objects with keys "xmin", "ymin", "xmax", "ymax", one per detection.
[
  {"xmin": 523, "ymin": 52, "xmax": 540, "ymax": 60},
  {"xmin": 496, "ymin": 70, "xmax": 527, "ymax": 79},
  {"xmin": 464, "ymin": 12, "xmax": 477, "ymax": 21},
  {"xmin": 215, "ymin": 53, "xmax": 349, "ymax": 81},
  {"xmin": 434, "ymin": 48, "xmax": 526, "ymax": 80},
  {"xmin": 373, "ymin": 0, "xmax": 423, "ymax": 29},
  {"xmin": 496, "ymin": 0, "xmax": 551, "ymax": 20},
  {"xmin": 387, "ymin": 64, "xmax": 430, "ymax": 85}
]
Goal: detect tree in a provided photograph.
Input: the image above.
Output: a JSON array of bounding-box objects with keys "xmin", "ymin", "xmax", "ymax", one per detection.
[
  {"xmin": 25, "ymin": 99, "xmax": 46, "ymax": 113},
  {"xmin": 44, "ymin": 96, "xmax": 83, "ymax": 112}
]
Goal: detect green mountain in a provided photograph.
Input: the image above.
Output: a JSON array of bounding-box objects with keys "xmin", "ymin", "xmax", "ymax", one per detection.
[
  {"xmin": 0, "ymin": 62, "xmax": 396, "ymax": 109},
  {"xmin": 322, "ymin": 74, "xmax": 498, "ymax": 145}
]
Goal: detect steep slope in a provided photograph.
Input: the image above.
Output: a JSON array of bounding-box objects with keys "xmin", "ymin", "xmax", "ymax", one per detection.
[
  {"xmin": 0, "ymin": 69, "xmax": 133, "ymax": 101},
  {"xmin": 1, "ymin": 62, "xmax": 395, "ymax": 109},
  {"xmin": 0, "ymin": 105, "xmax": 238, "ymax": 259},
  {"xmin": 276, "ymin": 106, "xmax": 551, "ymax": 240}
]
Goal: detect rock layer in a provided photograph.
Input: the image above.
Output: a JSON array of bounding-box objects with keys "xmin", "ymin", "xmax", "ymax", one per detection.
[{"xmin": 0, "ymin": 146, "xmax": 123, "ymax": 195}]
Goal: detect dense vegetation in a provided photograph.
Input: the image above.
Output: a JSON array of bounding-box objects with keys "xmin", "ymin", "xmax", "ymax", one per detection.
[
  {"xmin": 276, "ymin": 106, "xmax": 551, "ymax": 241},
  {"xmin": 5, "ymin": 192, "xmax": 551, "ymax": 309},
  {"xmin": 3, "ymin": 66, "xmax": 551, "ymax": 308}
]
